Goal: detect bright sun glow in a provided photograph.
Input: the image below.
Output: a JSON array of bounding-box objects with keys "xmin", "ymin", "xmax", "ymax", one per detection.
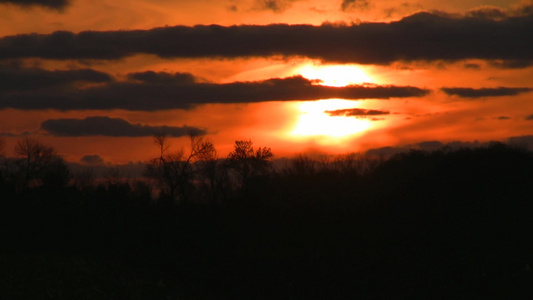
[
  {"xmin": 297, "ymin": 64, "xmax": 373, "ymax": 87},
  {"xmin": 288, "ymin": 64, "xmax": 375, "ymax": 140},
  {"xmin": 291, "ymin": 99, "xmax": 372, "ymax": 139}
]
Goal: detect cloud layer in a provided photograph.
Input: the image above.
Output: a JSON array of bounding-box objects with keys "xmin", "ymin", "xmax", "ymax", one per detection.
[
  {"xmin": 325, "ymin": 108, "xmax": 390, "ymax": 117},
  {"xmin": 80, "ymin": 154, "xmax": 104, "ymax": 165},
  {"xmin": 442, "ymin": 87, "xmax": 532, "ymax": 98},
  {"xmin": 0, "ymin": 71, "xmax": 430, "ymax": 111},
  {"xmin": 40, "ymin": 116, "xmax": 206, "ymax": 137},
  {"xmin": 0, "ymin": 10, "xmax": 531, "ymax": 65},
  {"xmin": 0, "ymin": 0, "xmax": 70, "ymax": 10},
  {"xmin": 253, "ymin": 0, "xmax": 299, "ymax": 13},
  {"xmin": 0, "ymin": 64, "xmax": 112, "ymax": 92},
  {"xmin": 340, "ymin": 0, "xmax": 369, "ymax": 12}
]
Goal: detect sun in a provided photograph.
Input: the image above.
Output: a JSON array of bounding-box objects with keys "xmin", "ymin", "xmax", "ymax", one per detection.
[
  {"xmin": 297, "ymin": 64, "xmax": 373, "ymax": 87},
  {"xmin": 287, "ymin": 64, "xmax": 375, "ymax": 141},
  {"xmin": 291, "ymin": 99, "xmax": 372, "ymax": 140}
]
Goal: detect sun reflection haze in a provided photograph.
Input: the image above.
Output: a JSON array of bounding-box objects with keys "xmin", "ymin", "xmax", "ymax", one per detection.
[
  {"xmin": 297, "ymin": 64, "xmax": 373, "ymax": 87},
  {"xmin": 291, "ymin": 99, "xmax": 373, "ymax": 140}
]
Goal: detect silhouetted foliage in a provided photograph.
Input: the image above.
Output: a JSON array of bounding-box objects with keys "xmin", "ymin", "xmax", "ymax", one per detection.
[
  {"xmin": 2, "ymin": 141, "xmax": 533, "ymax": 298},
  {"xmin": 226, "ymin": 140, "xmax": 273, "ymax": 190}
]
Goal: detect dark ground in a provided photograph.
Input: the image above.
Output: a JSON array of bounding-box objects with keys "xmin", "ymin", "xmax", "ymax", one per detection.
[{"xmin": 2, "ymin": 144, "xmax": 533, "ymax": 299}]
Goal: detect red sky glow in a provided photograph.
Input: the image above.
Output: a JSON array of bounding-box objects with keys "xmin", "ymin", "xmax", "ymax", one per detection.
[{"xmin": 0, "ymin": 0, "xmax": 532, "ymax": 164}]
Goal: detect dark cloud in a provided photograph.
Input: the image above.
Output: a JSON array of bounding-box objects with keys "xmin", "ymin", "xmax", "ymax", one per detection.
[
  {"xmin": 0, "ymin": 11, "xmax": 531, "ymax": 65},
  {"xmin": 80, "ymin": 154, "xmax": 104, "ymax": 165},
  {"xmin": 489, "ymin": 59, "xmax": 533, "ymax": 69},
  {"xmin": 0, "ymin": 0, "xmax": 70, "ymax": 10},
  {"xmin": 40, "ymin": 116, "xmax": 207, "ymax": 137},
  {"xmin": 496, "ymin": 116, "xmax": 511, "ymax": 120},
  {"xmin": 383, "ymin": 2, "xmax": 423, "ymax": 18},
  {"xmin": 341, "ymin": 0, "xmax": 369, "ymax": 12},
  {"xmin": 127, "ymin": 71, "xmax": 197, "ymax": 84},
  {"xmin": 441, "ymin": 87, "xmax": 532, "ymax": 98},
  {"xmin": 526, "ymin": 114, "xmax": 533, "ymax": 120},
  {"xmin": 0, "ymin": 64, "xmax": 112, "ymax": 92},
  {"xmin": 0, "ymin": 131, "xmax": 32, "ymax": 137},
  {"xmin": 0, "ymin": 72, "xmax": 430, "ymax": 111},
  {"xmin": 466, "ymin": 6, "xmax": 507, "ymax": 20},
  {"xmin": 463, "ymin": 63, "xmax": 481, "ymax": 70},
  {"xmin": 254, "ymin": 0, "xmax": 298, "ymax": 12},
  {"xmin": 325, "ymin": 108, "xmax": 390, "ymax": 117}
]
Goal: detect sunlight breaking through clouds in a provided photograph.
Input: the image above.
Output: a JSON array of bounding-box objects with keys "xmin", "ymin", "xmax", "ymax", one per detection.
[
  {"xmin": 291, "ymin": 99, "xmax": 372, "ymax": 139},
  {"xmin": 297, "ymin": 64, "xmax": 373, "ymax": 87}
]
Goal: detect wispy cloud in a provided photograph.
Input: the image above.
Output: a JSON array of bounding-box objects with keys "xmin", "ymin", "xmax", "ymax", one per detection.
[
  {"xmin": 325, "ymin": 108, "xmax": 390, "ymax": 117},
  {"xmin": 496, "ymin": 116, "xmax": 511, "ymax": 120},
  {"xmin": 253, "ymin": 0, "xmax": 299, "ymax": 13},
  {"xmin": 340, "ymin": 0, "xmax": 369, "ymax": 12},
  {"xmin": 80, "ymin": 154, "xmax": 104, "ymax": 165},
  {"xmin": 442, "ymin": 87, "xmax": 532, "ymax": 98}
]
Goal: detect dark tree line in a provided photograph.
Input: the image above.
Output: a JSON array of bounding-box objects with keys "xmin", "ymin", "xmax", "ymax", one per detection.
[
  {"xmin": 1, "ymin": 136, "xmax": 533, "ymax": 299},
  {"xmin": 144, "ymin": 134, "xmax": 274, "ymax": 205},
  {"xmin": 0, "ymin": 135, "xmax": 275, "ymax": 203},
  {"xmin": 0, "ymin": 137, "xmax": 69, "ymax": 194}
]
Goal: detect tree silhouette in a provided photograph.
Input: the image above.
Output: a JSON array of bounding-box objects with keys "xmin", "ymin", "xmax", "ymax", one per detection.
[
  {"xmin": 194, "ymin": 138, "xmax": 225, "ymax": 205},
  {"xmin": 12, "ymin": 137, "xmax": 69, "ymax": 190},
  {"xmin": 1, "ymin": 138, "xmax": 532, "ymax": 299},
  {"xmin": 0, "ymin": 137, "xmax": 5, "ymax": 157},
  {"xmin": 283, "ymin": 154, "xmax": 317, "ymax": 177},
  {"xmin": 72, "ymin": 166, "xmax": 96, "ymax": 191},
  {"xmin": 146, "ymin": 133, "xmax": 217, "ymax": 203},
  {"xmin": 0, "ymin": 137, "xmax": 5, "ymax": 192},
  {"xmin": 226, "ymin": 140, "xmax": 273, "ymax": 188}
]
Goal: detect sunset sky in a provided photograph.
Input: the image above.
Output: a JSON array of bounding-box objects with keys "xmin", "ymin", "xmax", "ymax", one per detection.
[{"xmin": 0, "ymin": 0, "xmax": 532, "ymax": 164}]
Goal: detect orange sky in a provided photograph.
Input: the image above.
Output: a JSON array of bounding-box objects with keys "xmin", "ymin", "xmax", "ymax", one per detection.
[{"xmin": 0, "ymin": 0, "xmax": 532, "ymax": 164}]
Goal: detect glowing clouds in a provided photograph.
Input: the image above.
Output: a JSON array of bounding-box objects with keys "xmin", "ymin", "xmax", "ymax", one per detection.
[
  {"xmin": 291, "ymin": 99, "xmax": 372, "ymax": 139},
  {"xmin": 297, "ymin": 64, "xmax": 373, "ymax": 87}
]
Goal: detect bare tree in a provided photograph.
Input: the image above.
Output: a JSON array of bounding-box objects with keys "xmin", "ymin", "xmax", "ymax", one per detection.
[
  {"xmin": 146, "ymin": 133, "xmax": 178, "ymax": 202},
  {"xmin": 195, "ymin": 138, "xmax": 228, "ymax": 204},
  {"xmin": 13, "ymin": 137, "xmax": 69, "ymax": 189},
  {"xmin": 146, "ymin": 133, "xmax": 218, "ymax": 203}
]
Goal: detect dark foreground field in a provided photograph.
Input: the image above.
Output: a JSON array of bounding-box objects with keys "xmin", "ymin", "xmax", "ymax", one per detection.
[{"xmin": 2, "ymin": 144, "xmax": 533, "ymax": 299}]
